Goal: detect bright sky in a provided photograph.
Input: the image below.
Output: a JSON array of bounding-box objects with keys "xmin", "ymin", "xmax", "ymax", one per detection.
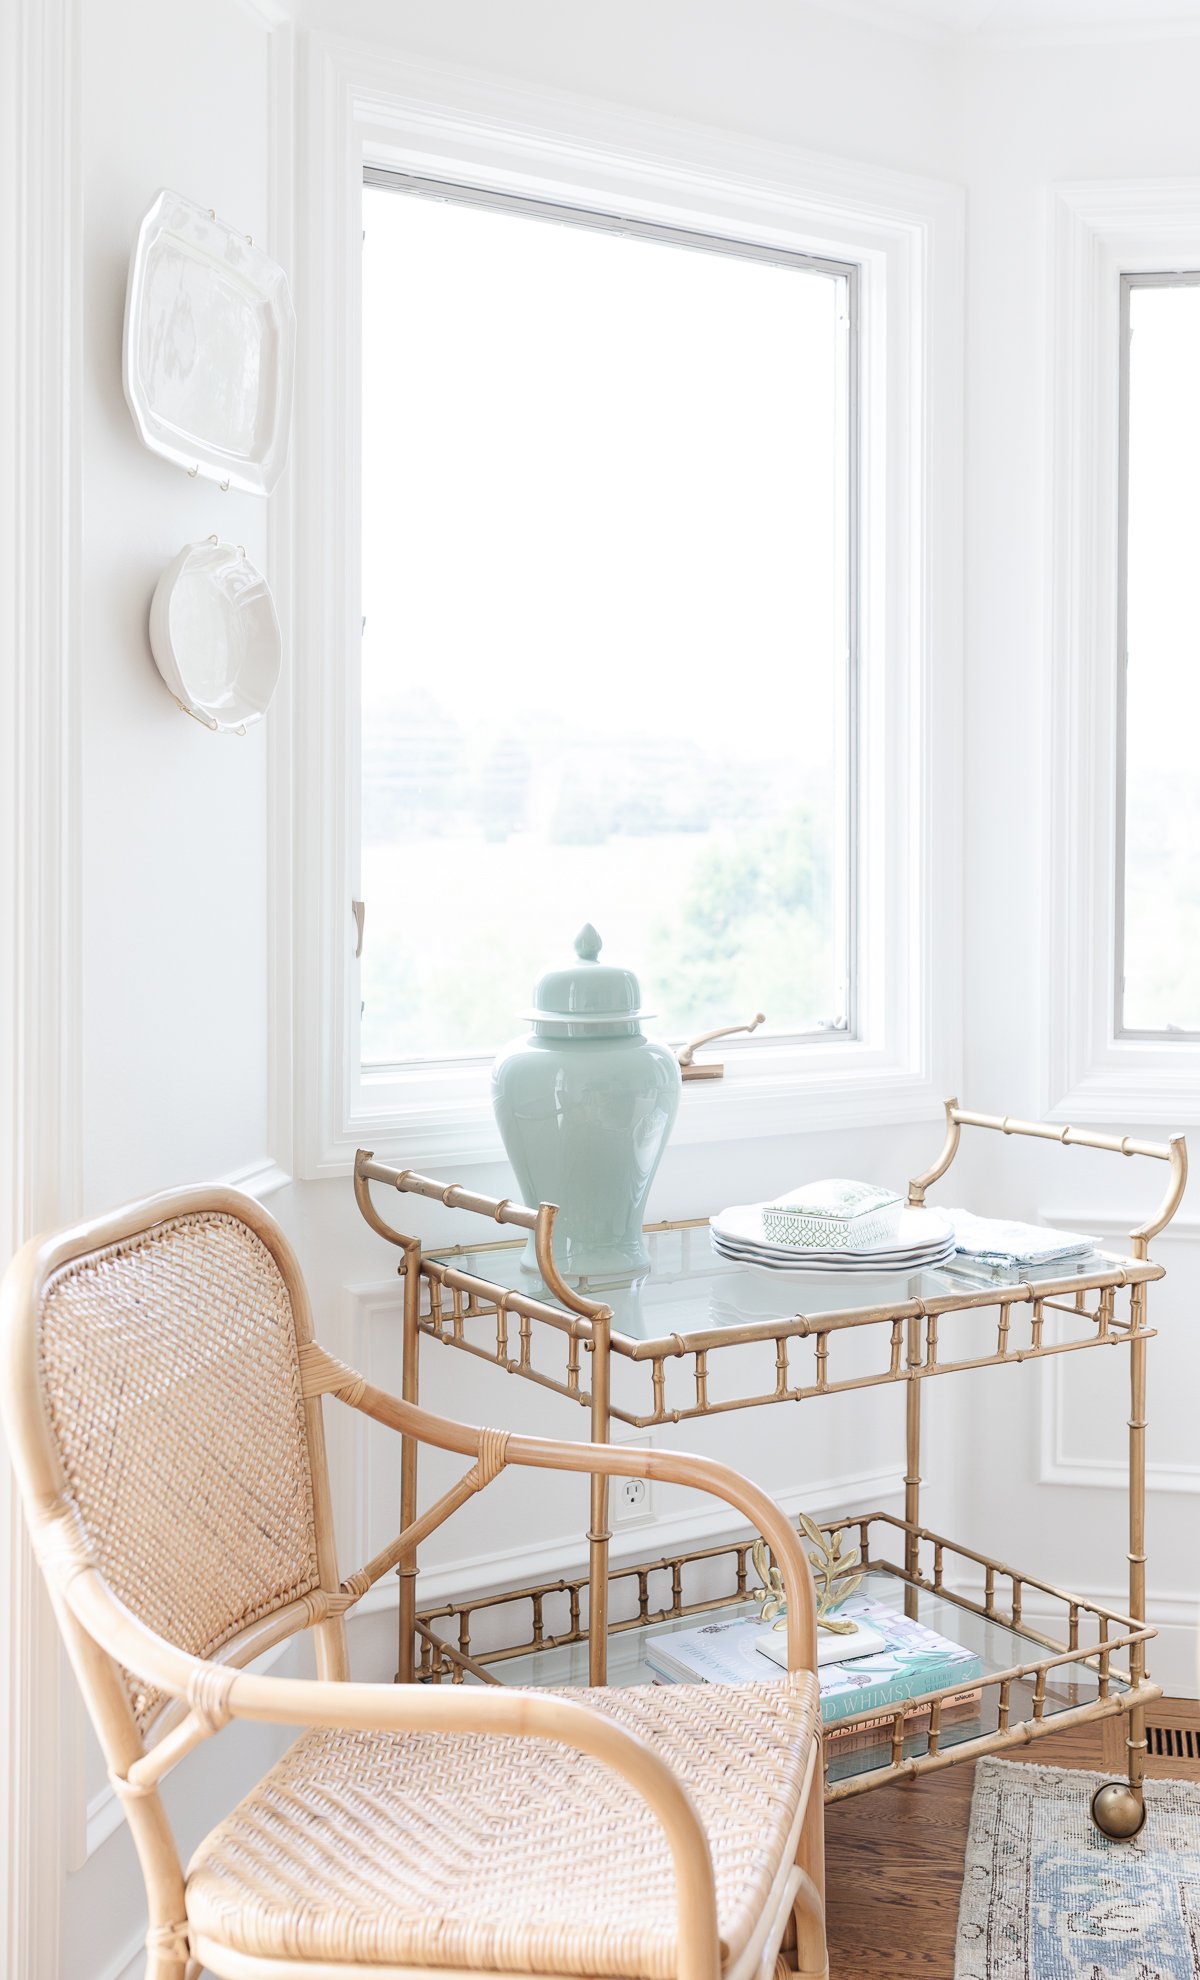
[
  {"xmin": 361, "ymin": 183, "xmax": 847, "ymax": 768},
  {"xmin": 1120, "ymin": 280, "xmax": 1200, "ymax": 1031},
  {"xmin": 358, "ymin": 181, "xmax": 853, "ymax": 1059},
  {"xmin": 1125, "ymin": 282, "xmax": 1200, "ymax": 768}
]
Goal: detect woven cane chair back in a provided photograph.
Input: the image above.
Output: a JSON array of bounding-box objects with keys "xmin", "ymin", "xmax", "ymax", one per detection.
[{"xmin": 34, "ymin": 1204, "xmax": 324, "ymax": 1730}]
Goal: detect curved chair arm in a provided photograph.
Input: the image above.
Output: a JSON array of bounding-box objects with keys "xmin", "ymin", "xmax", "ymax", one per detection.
[
  {"xmin": 307, "ymin": 1348, "xmax": 819, "ymax": 1677},
  {"xmin": 67, "ymin": 1569, "xmax": 732, "ymax": 1980}
]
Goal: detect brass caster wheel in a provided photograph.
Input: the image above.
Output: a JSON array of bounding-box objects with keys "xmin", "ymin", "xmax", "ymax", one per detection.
[{"xmin": 1090, "ymin": 1781, "xmax": 1147, "ymax": 1840}]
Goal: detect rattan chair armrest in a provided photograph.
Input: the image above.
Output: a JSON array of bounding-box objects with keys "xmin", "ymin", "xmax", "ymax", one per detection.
[
  {"xmin": 68, "ymin": 1566, "xmax": 727, "ymax": 1980},
  {"xmin": 310, "ymin": 1349, "xmax": 819, "ymax": 1677}
]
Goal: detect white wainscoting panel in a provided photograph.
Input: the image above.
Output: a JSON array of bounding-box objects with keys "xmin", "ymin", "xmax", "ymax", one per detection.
[{"xmin": 1039, "ymin": 1213, "xmax": 1200, "ymax": 1494}]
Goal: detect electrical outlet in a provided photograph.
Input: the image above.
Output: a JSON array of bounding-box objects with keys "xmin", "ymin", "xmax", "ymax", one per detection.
[{"xmin": 613, "ymin": 1438, "xmax": 654, "ymax": 1527}]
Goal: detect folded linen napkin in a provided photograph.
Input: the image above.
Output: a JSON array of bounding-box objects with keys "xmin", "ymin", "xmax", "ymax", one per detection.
[{"xmin": 942, "ymin": 1208, "xmax": 1095, "ymax": 1268}]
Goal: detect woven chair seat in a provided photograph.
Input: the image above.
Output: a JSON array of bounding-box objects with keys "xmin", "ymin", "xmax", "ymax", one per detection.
[{"xmin": 187, "ymin": 1673, "xmax": 821, "ymax": 1979}]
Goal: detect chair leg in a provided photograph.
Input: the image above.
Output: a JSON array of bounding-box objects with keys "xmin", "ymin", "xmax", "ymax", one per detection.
[
  {"xmin": 792, "ymin": 1764, "xmax": 828, "ymax": 1980},
  {"xmin": 144, "ymin": 1951, "xmax": 188, "ymax": 1980},
  {"xmin": 144, "ymin": 1919, "xmax": 191, "ymax": 1980},
  {"xmin": 791, "ymin": 1884, "xmax": 828, "ymax": 1980}
]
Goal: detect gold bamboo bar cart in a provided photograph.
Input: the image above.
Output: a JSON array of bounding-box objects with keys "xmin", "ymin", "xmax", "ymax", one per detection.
[{"xmin": 354, "ymin": 1100, "xmax": 1188, "ymax": 1839}]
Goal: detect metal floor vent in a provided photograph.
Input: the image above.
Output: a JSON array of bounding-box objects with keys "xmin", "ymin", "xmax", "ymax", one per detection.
[{"xmin": 1146, "ymin": 1721, "xmax": 1200, "ymax": 1763}]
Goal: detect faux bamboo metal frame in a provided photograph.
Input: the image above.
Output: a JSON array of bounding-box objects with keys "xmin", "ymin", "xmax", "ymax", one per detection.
[{"xmin": 354, "ymin": 1100, "xmax": 1188, "ymax": 1839}]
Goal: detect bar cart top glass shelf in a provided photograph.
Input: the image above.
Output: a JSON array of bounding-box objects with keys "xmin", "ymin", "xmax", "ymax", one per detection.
[{"xmin": 353, "ymin": 1100, "xmax": 1187, "ymax": 1837}]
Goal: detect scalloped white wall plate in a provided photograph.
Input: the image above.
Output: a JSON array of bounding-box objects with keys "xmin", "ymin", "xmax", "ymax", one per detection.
[
  {"xmin": 149, "ymin": 539, "xmax": 282, "ymax": 732},
  {"xmin": 123, "ymin": 188, "xmax": 296, "ymax": 495}
]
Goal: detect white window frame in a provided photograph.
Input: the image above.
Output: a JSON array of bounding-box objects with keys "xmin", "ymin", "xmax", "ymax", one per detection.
[
  {"xmin": 359, "ymin": 170, "xmax": 861, "ymax": 1061},
  {"xmin": 1046, "ymin": 181, "xmax": 1200, "ymax": 1124},
  {"xmin": 1113, "ymin": 270, "xmax": 1200, "ymax": 1046},
  {"xmin": 284, "ymin": 41, "xmax": 964, "ymax": 1176}
]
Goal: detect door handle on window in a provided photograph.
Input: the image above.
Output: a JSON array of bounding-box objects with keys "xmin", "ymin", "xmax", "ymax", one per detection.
[
  {"xmin": 352, "ymin": 900, "xmax": 366, "ymax": 959},
  {"xmin": 677, "ymin": 1012, "xmax": 766, "ymax": 1082}
]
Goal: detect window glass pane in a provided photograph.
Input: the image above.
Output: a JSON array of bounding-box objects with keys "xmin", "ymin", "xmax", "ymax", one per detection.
[
  {"xmin": 361, "ymin": 181, "xmax": 853, "ymax": 1065},
  {"xmin": 1121, "ymin": 279, "xmax": 1200, "ymax": 1034}
]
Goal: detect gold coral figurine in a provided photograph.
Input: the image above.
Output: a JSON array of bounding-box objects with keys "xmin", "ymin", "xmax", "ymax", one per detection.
[{"xmin": 752, "ymin": 1514, "xmax": 865, "ymax": 1635}]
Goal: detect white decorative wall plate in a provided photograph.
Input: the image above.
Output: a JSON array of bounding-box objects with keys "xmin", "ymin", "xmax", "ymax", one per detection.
[
  {"xmin": 148, "ymin": 538, "xmax": 282, "ymax": 732},
  {"xmin": 123, "ymin": 188, "xmax": 296, "ymax": 495}
]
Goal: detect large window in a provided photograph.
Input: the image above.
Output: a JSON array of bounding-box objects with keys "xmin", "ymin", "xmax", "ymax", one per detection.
[
  {"xmin": 359, "ymin": 172, "xmax": 858, "ymax": 1068},
  {"xmin": 1116, "ymin": 273, "xmax": 1200, "ymax": 1038}
]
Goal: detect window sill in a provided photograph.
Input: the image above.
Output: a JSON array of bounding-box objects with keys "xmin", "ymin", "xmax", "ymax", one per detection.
[{"xmin": 310, "ymin": 1049, "xmax": 949, "ymax": 1179}]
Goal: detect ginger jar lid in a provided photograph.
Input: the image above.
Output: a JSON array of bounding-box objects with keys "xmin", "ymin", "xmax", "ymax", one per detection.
[{"xmin": 523, "ymin": 925, "xmax": 652, "ymax": 1030}]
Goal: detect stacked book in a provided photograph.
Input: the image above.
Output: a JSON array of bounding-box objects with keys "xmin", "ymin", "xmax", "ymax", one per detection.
[
  {"xmin": 645, "ymin": 1594, "xmax": 983, "ymax": 1752},
  {"xmin": 711, "ymin": 1179, "xmax": 955, "ymax": 1275}
]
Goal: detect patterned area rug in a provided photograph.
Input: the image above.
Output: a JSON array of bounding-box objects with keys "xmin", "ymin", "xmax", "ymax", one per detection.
[{"xmin": 956, "ymin": 1758, "xmax": 1200, "ymax": 1978}]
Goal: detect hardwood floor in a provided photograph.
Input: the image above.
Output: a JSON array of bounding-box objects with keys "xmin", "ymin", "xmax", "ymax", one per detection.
[{"xmin": 823, "ymin": 1701, "xmax": 1200, "ymax": 1977}]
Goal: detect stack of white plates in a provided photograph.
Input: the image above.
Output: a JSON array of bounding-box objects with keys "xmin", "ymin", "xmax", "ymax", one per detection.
[{"xmin": 710, "ymin": 1202, "xmax": 955, "ymax": 1276}]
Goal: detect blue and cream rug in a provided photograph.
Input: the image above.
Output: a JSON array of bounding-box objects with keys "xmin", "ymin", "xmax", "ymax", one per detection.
[{"xmin": 956, "ymin": 1758, "xmax": 1200, "ymax": 1978}]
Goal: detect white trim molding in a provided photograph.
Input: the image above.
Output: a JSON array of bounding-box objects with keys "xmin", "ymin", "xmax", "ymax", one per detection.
[
  {"xmin": 217, "ymin": 1156, "xmax": 294, "ymax": 1201},
  {"xmin": 284, "ymin": 40, "xmax": 965, "ymax": 1176},
  {"xmin": 0, "ymin": 1, "xmax": 83, "ymax": 1974},
  {"xmin": 1046, "ymin": 178, "xmax": 1200, "ymax": 1126},
  {"xmin": 97, "ymin": 1937, "xmax": 148, "ymax": 1980},
  {"xmin": 266, "ymin": 18, "xmax": 299, "ymax": 1182}
]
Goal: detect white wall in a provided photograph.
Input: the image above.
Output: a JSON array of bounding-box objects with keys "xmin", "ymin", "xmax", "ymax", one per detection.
[
  {"xmin": 7, "ymin": 3, "xmax": 1200, "ymax": 1975},
  {"xmin": 33, "ymin": 4, "xmax": 293, "ymax": 1976},
  {"xmin": 78, "ymin": 0, "xmax": 275, "ymax": 1208}
]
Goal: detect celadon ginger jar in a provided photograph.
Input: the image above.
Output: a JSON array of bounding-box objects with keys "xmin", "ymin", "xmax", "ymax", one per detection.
[{"xmin": 491, "ymin": 925, "xmax": 682, "ymax": 1283}]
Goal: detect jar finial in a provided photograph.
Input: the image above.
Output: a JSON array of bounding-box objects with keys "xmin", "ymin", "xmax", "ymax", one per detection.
[{"xmin": 574, "ymin": 923, "xmax": 602, "ymax": 962}]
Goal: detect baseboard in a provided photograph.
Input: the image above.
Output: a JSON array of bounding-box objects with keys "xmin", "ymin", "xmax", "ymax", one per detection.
[
  {"xmin": 405, "ymin": 1467, "xmax": 905, "ymax": 1611},
  {"xmin": 217, "ymin": 1157, "xmax": 292, "ymax": 1199},
  {"xmin": 97, "ymin": 1929, "xmax": 144, "ymax": 1980}
]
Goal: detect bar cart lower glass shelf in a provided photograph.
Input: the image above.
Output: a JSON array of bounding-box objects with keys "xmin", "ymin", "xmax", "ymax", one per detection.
[
  {"xmin": 353, "ymin": 1101, "xmax": 1187, "ymax": 1840},
  {"xmin": 410, "ymin": 1514, "xmax": 1149, "ymax": 1809}
]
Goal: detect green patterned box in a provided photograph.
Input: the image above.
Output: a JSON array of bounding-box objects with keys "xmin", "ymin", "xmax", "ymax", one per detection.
[{"xmin": 761, "ymin": 1179, "xmax": 903, "ymax": 1251}]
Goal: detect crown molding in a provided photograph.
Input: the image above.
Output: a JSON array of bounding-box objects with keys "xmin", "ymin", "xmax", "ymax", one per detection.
[
  {"xmin": 804, "ymin": 0, "xmax": 1200, "ymax": 48},
  {"xmin": 231, "ymin": 0, "xmax": 293, "ymax": 28}
]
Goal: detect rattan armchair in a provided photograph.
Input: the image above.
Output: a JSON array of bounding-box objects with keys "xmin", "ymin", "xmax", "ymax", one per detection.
[{"xmin": 1, "ymin": 1186, "xmax": 827, "ymax": 1980}]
